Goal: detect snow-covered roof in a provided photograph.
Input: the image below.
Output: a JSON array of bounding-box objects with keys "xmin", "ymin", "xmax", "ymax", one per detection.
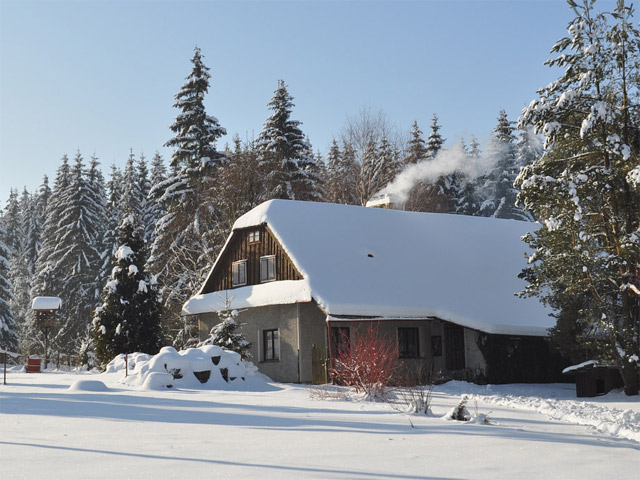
[
  {"xmin": 31, "ymin": 296, "xmax": 62, "ymax": 311},
  {"xmin": 187, "ymin": 200, "xmax": 554, "ymax": 336},
  {"xmin": 183, "ymin": 280, "xmax": 312, "ymax": 315}
]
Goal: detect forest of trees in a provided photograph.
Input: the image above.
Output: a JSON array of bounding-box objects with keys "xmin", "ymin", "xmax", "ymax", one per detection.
[
  {"xmin": 0, "ymin": 46, "xmax": 534, "ymax": 366},
  {"xmin": 0, "ymin": 1, "xmax": 637, "ymax": 393}
]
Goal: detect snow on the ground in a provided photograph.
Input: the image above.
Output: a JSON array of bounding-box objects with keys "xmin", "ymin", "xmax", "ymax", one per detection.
[
  {"xmin": 438, "ymin": 381, "xmax": 640, "ymax": 443},
  {"xmin": 1, "ymin": 369, "xmax": 639, "ymax": 480}
]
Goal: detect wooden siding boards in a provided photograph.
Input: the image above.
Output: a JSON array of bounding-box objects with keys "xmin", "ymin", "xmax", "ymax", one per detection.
[{"xmin": 202, "ymin": 224, "xmax": 303, "ymax": 294}]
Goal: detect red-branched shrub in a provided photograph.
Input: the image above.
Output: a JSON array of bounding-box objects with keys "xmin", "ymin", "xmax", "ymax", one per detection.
[{"xmin": 331, "ymin": 322, "xmax": 399, "ymax": 400}]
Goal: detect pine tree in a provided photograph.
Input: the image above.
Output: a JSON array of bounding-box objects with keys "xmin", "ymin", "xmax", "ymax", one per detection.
[
  {"xmin": 257, "ymin": 80, "xmax": 322, "ymax": 201},
  {"xmin": 150, "ymin": 47, "xmax": 227, "ymax": 339},
  {"xmin": 426, "ymin": 113, "xmax": 445, "ymax": 160},
  {"xmin": 31, "ymin": 156, "xmax": 71, "ymax": 306},
  {"xmin": 29, "ymin": 157, "xmax": 71, "ymax": 356},
  {"xmin": 165, "ymin": 46, "xmax": 226, "ymax": 173},
  {"xmin": 146, "ymin": 152, "xmax": 168, "ymax": 246},
  {"xmin": 201, "ymin": 297, "xmax": 251, "ymax": 359},
  {"xmin": 405, "ymin": 120, "xmax": 427, "ymax": 165},
  {"xmin": 93, "ymin": 214, "xmax": 163, "ymax": 365},
  {"xmin": 516, "ymin": 0, "xmax": 640, "ymax": 394},
  {"xmin": 479, "ymin": 110, "xmax": 533, "ymax": 221},
  {"xmin": 325, "ymin": 140, "xmax": 359, "ymax": 205},
  {"xmin": 456, "ymin": 137, "xmax": 483, "ymax": 216},
  {"xmin": 120, "ymin": 150, "xmax": 144, "ymax": 218},
  {"xmin": 100, "ymin": 164, "xmax": 124, "ymax": 288},
  {"xmin": 47, "ymin": 152, "xmax": 104, "ymax": 354},
  {"xmin": 0, "ymin": 217, "xmax": 18, "ymax": 352},
  {"xmin": 9, "ymin": 188, "xmax": 36, "ymax": 346}
]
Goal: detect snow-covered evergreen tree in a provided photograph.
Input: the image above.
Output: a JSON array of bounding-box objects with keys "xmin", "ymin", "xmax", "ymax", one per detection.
[
  {"xmin": 120, "ymin": 150, "xmax": 145, "ymax": 219},
  {"xmin": 46, "ymin": 152, "xmax": 104, "ymax": 354},
  {"xmin": 426, "ymin": 113, "xmax": 445, "ymax": 160},
  {"xmin": 9, "ymin": 188, "xmax": 37, "ymax": 345},
  {"xmin": 150, "ymin": 46, "xmax": 227, "ymax": 337},
  {"xmin": 99, "ymin": 164, "xmax": 124, "ymax": 289},
  {"xmin": 0, "ymin": 217, "xmax": 18, "ymax": 352},
  {"xmin": 325, "ymin": 140, "xmax": 359, "ymax": 205},
  {"xmin": 200, "ymin": 299, "xmax": 251, "ymax": 359},
  {"xmin": 31, "ymin": 156, "xmax": 71, "ymax": 306},
  {"xmin": 256, "ymin": 80, "xmax": 322, "ymax": 201},
  {"xmin": 93, "ymin": 213, "xmax": 163, "ymax": 365},
  {"xmin": 146, "ymin": 152, "xmax": 168, "ymax": 246},
  {"xmin": 516, "ymin": 0, "xmax": 640, "ymax": 394},
  {"xmin": 478, "ymin": 110, "xmax": 533, "ymax": 221},
  {"xmin": 404, "ymin": 120, "xmax": 428, "ymax": 165}
]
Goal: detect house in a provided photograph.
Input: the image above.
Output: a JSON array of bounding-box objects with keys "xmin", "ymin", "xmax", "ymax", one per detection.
[{"xmin": 183, "ymin": 199, "xmax": 564, "ymax": 384}]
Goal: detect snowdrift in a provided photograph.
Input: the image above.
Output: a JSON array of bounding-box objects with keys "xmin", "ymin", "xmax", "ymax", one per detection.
[{"xmin": 105, "ymin": 346, "xmax": 271, "ymax": 390}]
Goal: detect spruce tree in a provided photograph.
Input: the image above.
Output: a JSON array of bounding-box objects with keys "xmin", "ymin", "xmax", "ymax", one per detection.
[
  {"xmin": 47, "ymin": 152, "xmax": 103, "ymax": 354},
  {"xmin": 29, "ymin": 158, "xmax": 71, "ymax": 356},
  {"xmin": 516, "ymin": 0, "xmax": 640, "ymax": 394},
  {"xmin": 201, "ymin": 304, "xmax": 251, "ymax": 359},
  {"xmin": 426, "ymin": 113, "xmax": 445, "ymax": 160},
  {"xmin": 150, "ymin": 46, "xmax": 227, "ymax": 338},
  {"xmin": 257, "ymin": 80, "xmax": 322, "ymax": 201},
  {"xmin": 9, "ymin": 188, "xmax": 36, "ymax": 345},
  {"xmin": 479, "ymin": 110, "xmax": 533, "ymax": 221},
  {"xmin": 405, "ymin": 120, "xmax": 428, "ymax": 165},
  {"xmin": 93, "ymin": 214, "xmax": 163, "ymax": 365},
  {"xmin": 0, "ymin": 217, "xmax": 18, "ymax": 352}
]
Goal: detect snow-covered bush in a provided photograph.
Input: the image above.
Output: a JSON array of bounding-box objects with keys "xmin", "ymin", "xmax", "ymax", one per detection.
[
  {"xmin": 448, "ymin": 395, "xmax": 471, "ymax": 421},
  {"xmin": 105, "ymin": 346, "xmax": 265, "ymax": 390}
]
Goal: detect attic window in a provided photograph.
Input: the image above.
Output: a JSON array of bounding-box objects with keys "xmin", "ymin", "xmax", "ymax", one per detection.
[
  {"xmin": 260, "ymin": 255, "xmax": 276, "ymax": 283},
  {"xmin": 232, "ymin": 260, "xmax": 247, "ymax": 287},
  {"xmin": 248, "ymin": 230, "xmax": 260, "ymax": 243}
]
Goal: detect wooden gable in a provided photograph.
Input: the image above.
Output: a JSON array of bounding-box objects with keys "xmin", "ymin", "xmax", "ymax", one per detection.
[{"xmin": 201, "ymin": 224, "xmax": 303, "ymax": 294}]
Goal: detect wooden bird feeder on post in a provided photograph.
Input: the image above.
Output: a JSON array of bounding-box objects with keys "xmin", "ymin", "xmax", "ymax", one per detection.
[{"xmin": 31, "ymin": 297, "xmax": 62, "ymax": 371}]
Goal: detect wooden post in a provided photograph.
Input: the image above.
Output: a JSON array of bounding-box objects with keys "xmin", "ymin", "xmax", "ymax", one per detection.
[
  {"xmin": 326, "ymin": 318, "xmax": 335, "ymax": 384},
  {"xmin": 3, "ymin": 351, "xmax": 6, "ymax": 386},
  {"xmin": 125, "ymin": 353, "xmax": 128, "ymax": 377}
]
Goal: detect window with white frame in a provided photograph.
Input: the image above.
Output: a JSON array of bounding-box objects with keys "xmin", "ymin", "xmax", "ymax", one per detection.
[
  {"xmin": 260, "ymin": 255, "xmax": 276, "ymax": 283},
  {"xmin": 263, "ymin": 329, "xmax": 279, "ymax": 361},
  {"xmin": 248, "ymin": 230, "xmax": 260, "ymax": 243},
  {"xmin": 232, "ymin": 259, "xmax": 247, "ymax": 287}
]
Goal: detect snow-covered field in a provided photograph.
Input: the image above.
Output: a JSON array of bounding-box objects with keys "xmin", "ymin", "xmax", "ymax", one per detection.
[{"xmin": 1, "ymin": 368, "xmax": 639, "ymax": 479}]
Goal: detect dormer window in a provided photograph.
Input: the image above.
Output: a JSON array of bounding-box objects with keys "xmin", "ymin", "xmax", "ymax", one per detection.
[
  {"xmin": 232, "ymin": 259, "xmax": 247, "ymax": 287},
  {"xmin": 260, "ymin": 255, "xmax": 276, "ymax": 283},
  {"xmin": 248, "ymin": 230, "xmax": 260, "ymax": 243}
]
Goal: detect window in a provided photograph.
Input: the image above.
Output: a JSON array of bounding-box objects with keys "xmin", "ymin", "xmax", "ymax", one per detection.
[
  {"xmin": 398, "ymin": 327, "xmax": 420, "ymax": 358},
  {"xmin": 248, "ymin": 230, "xmax": 260, "ymax": 243},
  {"xmin": 263, "ymin": 329, "xmax": 279, "ymax": 361},
  {"xmin": 232, "ymin": 260, "xmax": 247, "ymax": 287},
  {"xmin": 260, "ymin": 255, "xmax": 276, "ymax": 283},
  {"xmin": 431, "ymin": 335, "xmax": 443, "ymax": 357}
]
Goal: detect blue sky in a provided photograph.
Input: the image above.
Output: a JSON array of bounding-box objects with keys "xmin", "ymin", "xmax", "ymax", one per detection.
[{"xmin": 0, "ymin": 0, "xmax": 620, "ymax": 197}]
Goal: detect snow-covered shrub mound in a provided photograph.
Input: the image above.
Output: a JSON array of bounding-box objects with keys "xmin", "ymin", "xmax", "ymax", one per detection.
[
  {"xmin": 106, "ymin": 346, "xmax": 268, "ymax": 390},
  {"xmin": 105, "ymin": 352, "xmax": 153, "ymax": 373},
  {"xmin": 68, "ymin": 380, "xmax": 110, "ymax": 392}
]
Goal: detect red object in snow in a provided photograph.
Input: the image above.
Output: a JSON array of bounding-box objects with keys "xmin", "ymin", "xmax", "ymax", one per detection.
[{"xmin": 26, "ymin": 357, "xmax": 41, "ymax": 373}]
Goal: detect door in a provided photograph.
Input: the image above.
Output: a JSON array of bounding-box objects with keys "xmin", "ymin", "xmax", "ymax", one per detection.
[
  {"xmin": 445, "ymin": 324, "xmax": 465, "ymax": 370},
  {"xmin": 311, "ymin": 345, "xmax": 328, "ymax": 385}
]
